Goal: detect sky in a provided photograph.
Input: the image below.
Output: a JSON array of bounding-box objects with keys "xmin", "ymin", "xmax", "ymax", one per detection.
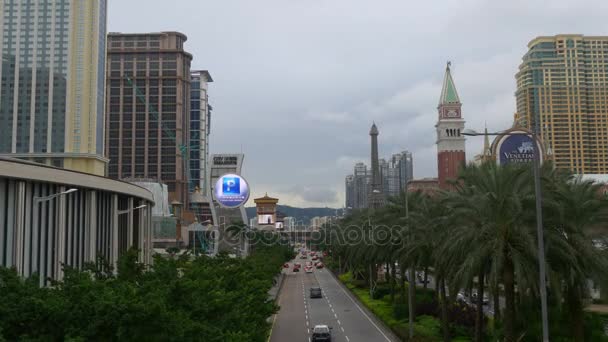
[{"xmin": 108, "ymin": 0, "xmax": 608, "ymax": 208}]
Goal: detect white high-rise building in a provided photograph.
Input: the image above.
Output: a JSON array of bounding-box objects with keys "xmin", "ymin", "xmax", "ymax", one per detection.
[{"xmin": 284, "ymin": 217, "xmax": 295, "ymax": 231}]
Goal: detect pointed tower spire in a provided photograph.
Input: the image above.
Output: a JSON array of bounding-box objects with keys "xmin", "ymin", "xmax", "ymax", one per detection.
[
  {"xmin": 370, "ymin": 122, "xmax": 379, "ymax": 135},
  {"xmin": 436, "ymin": 62, "xmax": 466, "ymax": 190},
  {"xmin": 483, "ymin": 123, "xmax": 491, "ymax": 156},
  {"xmin": 439, "ymin": 61, "xmax": 461, "ymax": 105}
]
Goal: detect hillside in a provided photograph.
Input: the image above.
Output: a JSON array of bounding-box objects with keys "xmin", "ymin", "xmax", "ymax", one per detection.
[{"xmin": 245, "ymin": 205, "xmax": 338, "ymax": 225}]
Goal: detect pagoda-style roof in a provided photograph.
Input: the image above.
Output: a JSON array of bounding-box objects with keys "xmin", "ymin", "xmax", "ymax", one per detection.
[
  {"xmin": 254, "ymin": 193, "xmax": 279, "ymax": 204},
  {"xmin": 439, "ymin": 62, "xmax": 461, "ymax": 105}
]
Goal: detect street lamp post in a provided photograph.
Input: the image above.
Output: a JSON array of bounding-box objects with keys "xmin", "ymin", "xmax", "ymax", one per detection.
[
  {"xmin": 369, "ymin": 190, "xmax": 381, "ymax": 299},
  {"xmin": 193, "ymin": 220, "xmax": 212, "ymax": 256},
  {"xmin": 462, "ymin": 128, "xmax": 549, "ymax": 342},
  {"xmin": 33, "ymin": 188, "xmax": 77, "ymax": 283},
  {"xmin": 117, "ymin": 204, "xmax": 147, "ymax": 215},
  {"xmin": 117, "ymin": 204, "xmax": 147, "ymax": 254},
  {"xmin": 171, "ymin": 200, "xmax": 183, "ymax": 248},
  {"xmin": 33, "ymin": 188, "xmax": 78, "ymax": 203},
  {"xmin": 404, "ymin": 179, "xmax": 415, "ymax": 339}
]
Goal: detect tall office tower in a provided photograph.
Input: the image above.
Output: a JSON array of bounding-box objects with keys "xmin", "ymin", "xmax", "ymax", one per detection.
[
  {"xmin": 436, "ymin": 62, "xmax": 466, "ymax": 189},
  {"xmin": 515, "ymin": 35, "xmax": 608, "ymax": 174},
  {"xmin": 353, "ymin": 162, "xmax": 368, "ymax": 209},
  {"xmin": 189, "ymin": 70, "xmax": 213, "ymax": 194},
  {"xmin": 385, "ymin": 154, "xmax": 401, "ymax": 197},
  {"xmin": 0, "ymin": 0, "xmax": 108, "ymax": 175},
  {"xmin": 106, "ymin": 32, "xmax": 192, "ymax": 206},
  {"xmin": 345, "ymin": 174, "xmax": 354, "ymax": 209},
  {"xmin": 397, "ymin": 151, "xmax": 413, "ymax": 191},
  {"xmin": 369, "ymin": 123, "xmax": 385, "ymax": 208},
  {"xmin": 379, "ymin": 157, "xmax": 388, "ymax": 195}
]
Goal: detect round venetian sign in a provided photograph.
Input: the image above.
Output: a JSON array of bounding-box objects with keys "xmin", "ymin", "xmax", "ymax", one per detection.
[
  {"xmin": 494, "ymin": 130, "xmax": 543, "ymax": 165},
  {"xmin": 213, "ymin": 174, "xmax": 250, "ymax": 208}
]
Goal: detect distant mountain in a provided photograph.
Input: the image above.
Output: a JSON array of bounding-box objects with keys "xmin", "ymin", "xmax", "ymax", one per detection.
[{"xmin": 245, "ymin": 205, "xmax": 339, "ymax": 225}]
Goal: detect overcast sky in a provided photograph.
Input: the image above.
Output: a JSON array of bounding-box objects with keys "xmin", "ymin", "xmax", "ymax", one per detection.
[{"xmin": 108, "ymin": 0, "xmax": 608, "ymax": 208}]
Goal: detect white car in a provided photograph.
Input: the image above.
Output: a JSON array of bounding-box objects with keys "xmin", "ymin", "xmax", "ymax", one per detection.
[{"xmin": 305, "ymin": 266, "xmax": 314, "ymax": 273}]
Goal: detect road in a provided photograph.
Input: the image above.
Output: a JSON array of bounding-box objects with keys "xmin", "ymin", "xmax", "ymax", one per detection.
[{"xmin": 270, "ymin": 259, "xmax": 398, "ymax": 342}]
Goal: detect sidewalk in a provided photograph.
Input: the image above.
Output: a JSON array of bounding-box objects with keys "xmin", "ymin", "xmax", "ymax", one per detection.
[
  {"xmin": 585, "ymin": 304, "xmax": 608, "ymax": 314},
  {"xmin": 266, "ymin": 270, "xmax": 286, "ymax": 341},
  {"xmin": 268, "ymin": 270, "xmax": 285, "ymax": 302}
]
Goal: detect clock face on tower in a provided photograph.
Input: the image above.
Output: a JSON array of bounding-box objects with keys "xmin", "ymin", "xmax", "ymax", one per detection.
[{"xmin": 446, "ymin": 110, "xmax": 458, "ymax": 118}]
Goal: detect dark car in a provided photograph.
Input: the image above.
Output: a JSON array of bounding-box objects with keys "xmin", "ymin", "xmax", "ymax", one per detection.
[
  {"xmin": 311, "ymin": 325, "xmax": 331, "ymax": 341},
  {"xmin": 293, "ymin": 266, "xmax": 300, "ymax": 272},
  {"xmin": 310, "ymin": 287, "xmax": 322, "ymax": 298}
]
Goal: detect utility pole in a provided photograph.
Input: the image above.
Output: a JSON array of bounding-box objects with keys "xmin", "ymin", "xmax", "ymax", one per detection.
[{"xmin": 406, "ymin": 185, "xmax": 414, "ymax": 339}]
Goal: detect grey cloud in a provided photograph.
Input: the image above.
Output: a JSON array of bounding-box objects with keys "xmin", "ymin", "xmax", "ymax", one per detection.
[
  {"xmin": 288, "ymin": 185, "xmax": 339, "ymax": 204},
  {"xmin": 109, "ymin": 0, "xmax": 608, "ymax": 207}
]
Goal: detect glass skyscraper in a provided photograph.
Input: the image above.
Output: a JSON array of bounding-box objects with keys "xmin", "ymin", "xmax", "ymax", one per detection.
[
  {"xmin": 0, "ymin": 0, "xmax": 108, "ymax": 175},
  {"xmin": 189, "ymin": 70, "xmax": 213, "ymax": 195}
]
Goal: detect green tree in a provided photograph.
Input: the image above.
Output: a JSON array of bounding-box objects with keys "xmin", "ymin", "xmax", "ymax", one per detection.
[
  {"xmin": 543, "ymin": 175, "xmax": 608, "ymax": 341},
  {"xmin": 447, "ymin": 162, "xmax": 538, "ymax": 342}
]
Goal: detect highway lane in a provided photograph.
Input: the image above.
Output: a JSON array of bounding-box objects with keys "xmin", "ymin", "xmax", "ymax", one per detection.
[
  {"xmin": 269, "ymin": 263, "xmax": 309, "ymax": 342},
  {"xmin": 270, "ymin": 259, "xmax": 398, "ymax": 342}
]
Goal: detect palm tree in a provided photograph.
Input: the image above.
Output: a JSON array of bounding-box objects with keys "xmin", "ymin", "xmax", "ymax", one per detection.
[
  {"xmin": 409, "ymin": 191, "xmax": 453, "ymax": 341},
  {"xmin": 446, "ymin": 162, "xmax": 539, "ymax": 342},
  {"xmin": 542, "ymin": 175, "xmax": 608, "ymax": 341},
  {"xmin": 379, "ymin": 193, "xmax": 409, "ymax": 302}
]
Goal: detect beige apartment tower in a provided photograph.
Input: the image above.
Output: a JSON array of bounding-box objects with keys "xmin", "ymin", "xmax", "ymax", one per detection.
[
  {"xmin": 0, "ymin": 0, "xmax": 108, "ymax": 175},
  {"xmin": 515, "ymin": 35, "xmax": 608, "ymax": 174},
  {"xmin": 105, "ymin": 32, "xmax": 192, "ymax": 206}
]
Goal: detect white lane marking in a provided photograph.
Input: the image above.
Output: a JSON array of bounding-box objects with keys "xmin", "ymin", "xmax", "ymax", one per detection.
[
  {"xmin": 337, "ymin": 319, "xmax": 341, "ymax": 325},
  {"xmin": 341, "ymin": 326, "xmax": 345, "ymax": 332},
  {"xmin": 334, "ymin": 313, "xmax": 338, "ymax": 318},
  {"xmin": 346, "ymin": 336, "xmax": 350, "ymax": 342},
  {"xmin": 327, "ymin": 272, "xmax": 393, "ymax": 342},
  {"xmin": 307, "ymin": 328, "xmax": 310, "ymax": 334}
]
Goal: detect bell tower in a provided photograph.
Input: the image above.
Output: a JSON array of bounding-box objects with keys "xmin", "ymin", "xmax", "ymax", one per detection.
[{"xmin": 436, "ymin": 62, "xmax": 466, "ymax": 189}]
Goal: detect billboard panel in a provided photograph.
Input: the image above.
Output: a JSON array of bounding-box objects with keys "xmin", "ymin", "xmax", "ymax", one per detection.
[
  {"xmin": 258, "ymin": 214, "xmax": 274, "ymax": 224},
  {"xmin": 495, "ymin": 131, "xmax": 543, "ymax": 165},
  {"xmin": 213, "ymin": 174, "xmax": 250, "ymax": 208}
]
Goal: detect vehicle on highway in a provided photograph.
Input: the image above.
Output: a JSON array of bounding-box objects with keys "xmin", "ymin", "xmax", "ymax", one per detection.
[
  {"xmin": 417, "ymin": 273, "xmax": 429, "ymax": 284},
  {"xmin": 300, "ymin": 254, "xmax": 307, "ymax": 259},
  {"xmin": 456, "ymin": 291, "xmax": 467, "ymax": 303},
  {"xmin": 305, "ymin": 266, "xmax": 313, "ymax": 273},
  {"xmin": 283, "ymin": 263, "xmax": 290, "ymax": 268},
  {"xmin": 312, "ymin": 255, "xmax": 318, "ymax": 261},
  {"xmin": 310, "ymin": 287, "xmax": 323, "ymax": 298},
  {"xmin": 471, "ymin": 292, "xmax": 490, "ymax": 305},
  {"xmin": 311, "ymin": 324, "xmax": 331, "ymax": 341},
  {"xmin": 293, "ymin": 265, "xmax": 300, "ymax": 272},
  {"xmin": 315, "ymin": 262, "xmax": 324, "ymax": 269}
]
